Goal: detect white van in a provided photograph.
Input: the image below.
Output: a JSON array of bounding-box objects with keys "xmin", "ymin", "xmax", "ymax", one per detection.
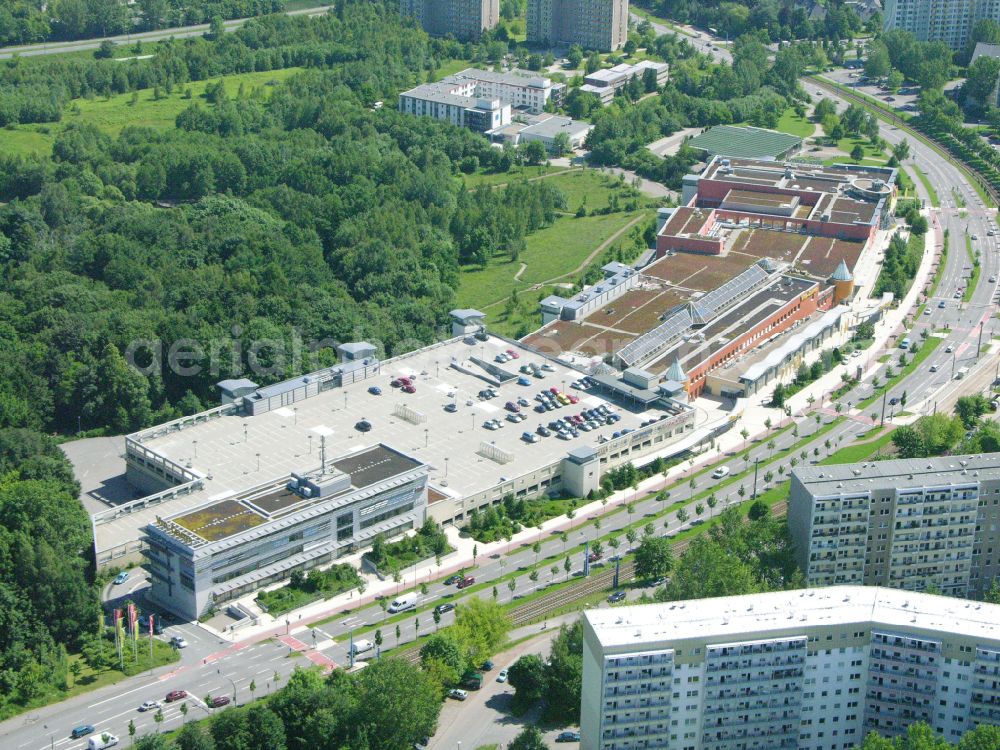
[
  {"xmin": 388, "ymin": 592, "xmax": 419, "ymax": 613},
  {"xmin": 88, "ymin": 734, "xmax": 120, "ymax": 750},
  {"xmin": 711, "ymin": 466, "xmax": 730, "ymax": 479},
  {"xmin": 350, "ymin": 638, "xmax": 374, "ymax": 655}
]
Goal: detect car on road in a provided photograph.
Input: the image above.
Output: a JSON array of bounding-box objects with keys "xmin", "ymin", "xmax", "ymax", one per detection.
[
  {"xmin": 71, "ymin": 725, "xmax": 96, "ymax": 739},
  {"xmin": 945, "ymin": 345, "xmax": 954, "ymax": 353},
  {"xmin": 930, "ymin": 364, "xmax": 939, "ymax": 372},
  {"xmin": 991, "ymin": 276, "xmax": 997, "ymax": 283},
  {"xmin": 444, "ymin": 574, "xmax": 462, "ymax": 585},
  {"xmin": 608, "ymin": 590, "xmax": 627, "ymax": 603},
  {"xmin": 448, "ymin": 689, "xmax": 468, "ymax": 701},
  {"xmin": 165, "ymin": 690, "xmax": 187, "ymax": 703},
  {"xmin": 497, "ymin": 668, "xmax": 508, "ymax": 682},
  {"xmin": 938, "ymin": 300, "xmax": 946, "ymax": 308},
  {"xmin": 556, "ymin": 731, "xmax": 581, "ymax": 742},
  {"xmin": 711, "ymin": 466, "xmax": 730, "ymax": 479},
  {"xmin": 481, "ymin": 659, "xmax": 494, "ymax": 671},
  {"xmin": 457, "ymin": 575, "xmax": 475, "ymax": 589},
  {"xmin": 367, "ymin": 386, "xmax": 382, "ymax": 396},
  {"xmin": 209, "ymin": 696, "xmax": 231, "ymax": 708},
  {"xmin": 170, "ymin": 635, "xmax": 188, "ymax": 649},
  {"xmin": 113, "ymin": 571, "xmax": 130, "ymax": 585},
  {"xmin": 434, "ymin": 602, "xmax": 456, "ymax": 615},
  {"xmin": 138, "ymin": 700, "xmax": 161, "ymax": 712},
  {"xmin": 889, "ymin": 397, "xmax": 899, "ymax": 406}
]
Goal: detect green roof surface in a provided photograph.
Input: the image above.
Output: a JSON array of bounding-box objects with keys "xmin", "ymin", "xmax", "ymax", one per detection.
[{"xmin": 688, "ymin": 125, "xmax": 802, "ymax": 160}]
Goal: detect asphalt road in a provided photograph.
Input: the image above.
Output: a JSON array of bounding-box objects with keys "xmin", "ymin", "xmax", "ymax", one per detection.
[
  {"xmin": 3, "ymin": 24, "xmax": 998, "ymax": 750},
  {"xmin": 0, "ymin": 5, "xmax": 330, "ymax": 60}
]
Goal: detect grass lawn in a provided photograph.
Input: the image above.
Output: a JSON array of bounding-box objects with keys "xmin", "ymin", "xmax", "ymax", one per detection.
[
  {"xmin": 910, "ymin": 164, "xmax": 940, "ymax": 207},
  {"xmin": 819, "ymin": 428, "xmax": 896, "ymax": 464},
  {"xmin": 462, "ymin": 164, "xmax": 566, "ymax": 189},
  {"xmin": 964, "ymin": 233, "xmax": 981, "ymax": 303},
  {"xmin": 826, "ymin": 135, "xmax": 886, "ymax": 166},
  {"xmin": 520, "ymin": 212, "xmax": 648, "ymax": 284},
  {"xmin": 776, "ymin": 108, "xmax": 814, "ymax": 139},
  {"xmin": 0, "ymin": 640, "xmax": 179, "ymax": 722},
  {"xmin": 0, "ymin": 67, "xmax": 303, "ymax": 157},
  {"xmin": 436, "ymin": 57, "xmax": 476, "ymax": 79},
  {"xmin": 456, "ymin": 211, "xmax": 645, "ymax": 309},
  {"xmin": 858, "ymin": 336, "xmax": 942, "ymax": 409}
]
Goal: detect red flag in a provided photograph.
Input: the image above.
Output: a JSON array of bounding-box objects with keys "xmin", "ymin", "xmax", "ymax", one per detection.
[{"xmin": 149, "ymin": 614, "xmax": 154, "ymax": 636}]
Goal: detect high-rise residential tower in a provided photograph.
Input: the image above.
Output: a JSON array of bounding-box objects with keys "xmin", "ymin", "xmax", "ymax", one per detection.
[
  {"xmin": 883, "ymin": 0, "xmax": 1000, "ymax": 50},
  {"xmin": 527, "ymin": 0, "xmax": 629, "ymax": 51},
  {"xmin": 399, "ymin": 0, "xmax": 499, "ymax": 42},
  {"xmin": 582, "ymin": 587, "xmax": 1000, "ymax": 750}
]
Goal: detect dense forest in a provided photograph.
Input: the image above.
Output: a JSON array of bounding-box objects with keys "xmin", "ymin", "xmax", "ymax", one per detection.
[
  {"xmin": 0, "ymin": 2, "xmax": 571, "ymax": 433},
  {"xmin": 583, "ymin": 31, "xmax": 817, "ymax": 186},
  {"xmin": 0, "ymin": 0, "xmax": 285, "ymax": 47},
  {"xmin": 0, "ymin": 428, "xmax": 101, "ymax": 717},
  {"xmin": 640, "ymin": 0, "xmax": 866, "ymax": 42}
]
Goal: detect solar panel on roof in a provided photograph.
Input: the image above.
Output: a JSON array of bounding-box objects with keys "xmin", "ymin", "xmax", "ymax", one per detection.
[
  {"xmin": 617, "ymin": 308, "xmax": 693, "ymax": 367},
  {"xmin": 690, "ymin": 265, "xmax": 770, "ymax": 325}
]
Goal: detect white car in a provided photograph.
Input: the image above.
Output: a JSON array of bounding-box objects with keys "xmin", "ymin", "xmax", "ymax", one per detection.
[
  {"xmin": 138, "ymin": 700, "xmax": 161, "ymax": 712},
  {"xmin": 711, "ymin": 466, "xmax": 730, "ymax": 479},
  {"xmin": 448, "ymin": 689, "xmax": 469, "ymax": 701},
  {"xmin": 170, "ymin": 636, "xmax": 188, "ymax": 649},
  {"xmin": 497, "ymin": 669, "xmax": 509, "ymax": 683},
  {"xmin": 930, "ymin": 364, "xmax": 939, "ymax": 372}
]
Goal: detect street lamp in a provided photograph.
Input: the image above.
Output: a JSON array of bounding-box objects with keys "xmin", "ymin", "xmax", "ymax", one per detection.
[{"xmin": 217, "ymin": 668, "xmax": 237, "ymax": 705}]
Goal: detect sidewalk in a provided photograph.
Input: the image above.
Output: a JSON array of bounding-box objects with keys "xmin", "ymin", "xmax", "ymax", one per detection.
[{"xmin": 200, "ymin": 221, "xmax": 931, "ymax": 648}]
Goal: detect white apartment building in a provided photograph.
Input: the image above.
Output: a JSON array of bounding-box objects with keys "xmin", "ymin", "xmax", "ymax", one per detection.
[
  {"xmin": 788, "ymin": 455, "xmax": 1000, "ymax": 598},
  {"xmin": 883, "ymin": 0, "xmax": 1000, "ymax": 50},
  {"xmin": 581, "ymin": 587, "xmax": 1000, "ymax": 750},
  {"xmin": 399, "ymin": 68, "xmax": 566, "ymax": 134}
]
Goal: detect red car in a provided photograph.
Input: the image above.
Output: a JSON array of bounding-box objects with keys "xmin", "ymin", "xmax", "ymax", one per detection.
[
  {"xmin": 457, "ymin": 575, "xmax": 475, "ymax": 589},
  {"xmin": 165, "ymin": 690, "xmax": 187, "ymax": 703},
  {"xmin": 209, "ymin": 696, "xmax": 231, "ymax": 708},
  {"xmin": 402, "ymin": 385, "xmax": 416, "ymax": 394},
  {"xmin": 567, "ymin": 394, "xmax": 579, "ymax": 404},
  {"xmin": 505, "ymin": 349, "xmax": 519, "ymax": 359},
  {"xmin": 549, "ymin": 387, "xmax": 560, "ymax": 394}
]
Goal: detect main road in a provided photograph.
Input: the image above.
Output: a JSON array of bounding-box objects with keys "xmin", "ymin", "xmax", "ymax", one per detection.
[
  {"xmin": 0, "ymin": 4, "xmax": 330, "ymax": 60},
  {"xmin": 2, "ymin": 24, "xmax": 998, "ymax": 750}
]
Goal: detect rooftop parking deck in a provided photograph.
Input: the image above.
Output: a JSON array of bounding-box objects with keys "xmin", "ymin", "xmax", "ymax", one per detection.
[{"xmin": 104, "ymin": 335, "xmax": 665, "ymax": 555}]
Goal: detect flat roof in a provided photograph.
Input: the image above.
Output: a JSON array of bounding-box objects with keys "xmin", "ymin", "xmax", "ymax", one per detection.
[
  {"xmin": 164, "ymin": 444, "xmax": 423, "ymax": 545},
  {"xmin": 792, "ymin": 453, "xmax": 1000, "ymax": 496},
  {"xmin": 688, "ymin": 126, "xmax": 802, "ymax": 160},
  {"xmin": 520, "ymin": 115, "xmax": 591, "ymax": 139},
  {"xmin": 661, "ymin": 275, "xmax": 817, "ymax": 374},
  {"xmin": 586, "ymin": 586, "xmax": 1000, "ymax": 650},
  {"xmin": 702, "ymin": 156, "xmax": 895, "ymax": 194},
  {"xmin": 103, "ymin": 336, "xmax": 665, "ymax": 553}
]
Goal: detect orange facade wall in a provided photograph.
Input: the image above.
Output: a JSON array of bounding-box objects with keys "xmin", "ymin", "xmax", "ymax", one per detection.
[{"xmin": 684, "ymin": 285, "xmax": 822, "ymax": 399}]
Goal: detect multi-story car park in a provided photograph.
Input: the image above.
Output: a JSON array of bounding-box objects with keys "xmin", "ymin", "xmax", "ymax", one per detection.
[
  {"xmin": 581, "ymin": 586, "xmax": 1000, "ymax": 750},
  {"xmin": 102, "ymin": 311, "xmax": 698, "ymax": 617},
  {"xmin": 789, "ymin": 454, "xmax": 1000, "ymax": 599}
]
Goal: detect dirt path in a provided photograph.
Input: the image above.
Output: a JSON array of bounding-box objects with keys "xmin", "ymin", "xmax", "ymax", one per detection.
[{"xmin": 479, "ymin": 212, "xmax": 648, "ymax": 311}]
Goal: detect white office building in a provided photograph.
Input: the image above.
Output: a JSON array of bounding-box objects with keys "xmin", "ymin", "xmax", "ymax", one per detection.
[{"xmin": 582, "ymin": 586, "xmax": 1000, "ymax": 750}]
